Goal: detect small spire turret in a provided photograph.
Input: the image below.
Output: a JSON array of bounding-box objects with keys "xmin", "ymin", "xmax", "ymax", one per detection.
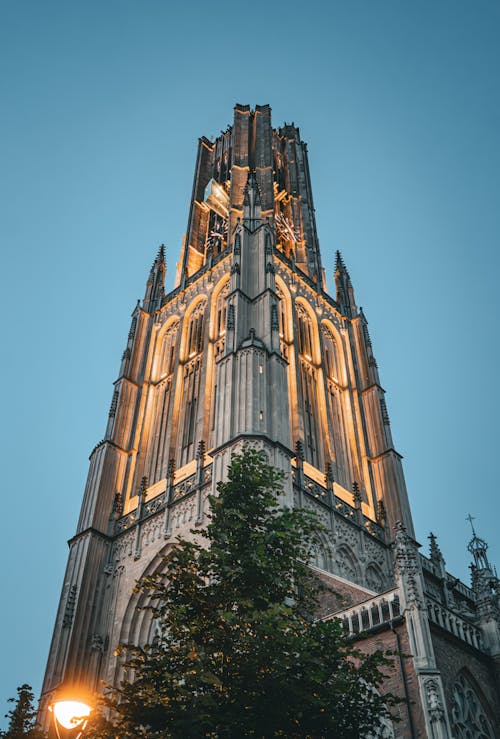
[
  {"xmin": 334, "ymin": 250, "xmax": 357, "ymax": 318},
  {"xmin": 428, "ymin": 532, "xmax": 445, "ymax": 564},
  {"xmin": 144, "ymin": 244, "xmax": 166, "ymax": 312},
  {"xmin": 467, "ymin": 515, "xmax": 495, "ymax": 576}
]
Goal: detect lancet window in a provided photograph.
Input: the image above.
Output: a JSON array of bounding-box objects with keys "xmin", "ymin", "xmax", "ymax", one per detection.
[
  {"xmin": 158, "ymin": 322, "xmax": 179, "ymax": 378},
  {"xmin": 322, "ymin": 326, "xmax": 340, "ymax": 383},
  {"xmin": 296, "ymin": 304, "xmax": 320, "ymax": 468},
  {"xmin": 211, "ymin": 282, "xmax": 229, "ymax": 436},
  {"xmin": 297, "ymin": 305, "xmax": 314, "ymax": 360},
  {"xmin": 213, "ymin": 281, "xmax": 229, "ymax": 362},
  {"xmin": 180, "ymin": 303, "xmax": 206, "ymax": 466},
  {"xmin": 276, "ymin": 286, "xmax": 287, "ymax": 358},
  {"xmin": 322, "ymin": 325, "xmax": 348, "ymax": 487},
  {"xmin": 145, "ymin": 321, "xmax": 179, "ymax": 483},
  {"xmin": 187, "ymin": 307, "xmax": 204, "ymax": 358},
  {"xmin": 217, "ymin": 282, "xmax": 229, "ymax": 336}
]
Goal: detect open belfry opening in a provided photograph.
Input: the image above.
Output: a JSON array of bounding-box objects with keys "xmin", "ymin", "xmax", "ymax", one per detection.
[{"xmin": 40, "ymin": 105, "xmax": 500, "ymax": 737}]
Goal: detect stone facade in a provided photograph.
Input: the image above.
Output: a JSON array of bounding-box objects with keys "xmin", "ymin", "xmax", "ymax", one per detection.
[{"xmin": 40, "ymin": 105, "xmax": 500, "ymax": 737}]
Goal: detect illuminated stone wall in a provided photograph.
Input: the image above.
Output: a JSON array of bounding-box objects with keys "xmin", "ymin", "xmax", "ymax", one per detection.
[{"xmin": 40, "ymin": 105, "xmax": 500, "ymax": 736}]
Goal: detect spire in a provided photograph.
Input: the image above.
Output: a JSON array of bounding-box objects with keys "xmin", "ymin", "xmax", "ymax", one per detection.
[
  {"xmin": 144, "ymin": 244, "xmax": 166, "ymax": 312},
  {"xmin": 334, "ymin": 250, "xmax": 357, "ymax": 318},
  {"xmin": 467, "ymin": 515, "xmax": 494, "ymax": 575}
]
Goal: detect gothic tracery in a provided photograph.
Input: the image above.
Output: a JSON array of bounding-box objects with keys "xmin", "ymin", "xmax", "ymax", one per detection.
[{"xmin": 451, "ymin": 672, "xmax": 495, "ymax": 739}]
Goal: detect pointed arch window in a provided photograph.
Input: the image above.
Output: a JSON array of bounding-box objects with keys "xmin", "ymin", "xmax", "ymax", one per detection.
[
  {"xmin": 159, "ymin": 322, "xmax": 179, "ymax": 378},
  {"xmin": 451, "ymin": 672, "xmax": 495, "ymax": 738},
  {"xmin": 214, "ymin": 281, "xmax": 230, "ymax": 355},
  {"xmin": 322, "ymin": 325, "xmax": 340, "ymax": 383},
  {"xmin": 322, "ymin": 325, "xmax": 349, "ymax": 487},
  {"xmin": 297, "ymin": 305, "xmax": 313, "ymax": 361},
  {"xmin": 296, "ymin": 304, "xmax": 320, "ymax": 468},
  {"xmin": 187, "ymin": 309, "xmax": 204, "ymax": 358},
  {"xmin": 180, "ymin": 303, "xmax": 206, "ymax": 466},
  {"xmin": 146, "ymin": 321, "xmax": 179, "ymax": 483},
  {"xmin": 211, "ymin": 282, "xmax": 230, "ymax": 443},
  {"xmin": 276, "ymin": 286, "xmax": 288, "ymax": 359}
]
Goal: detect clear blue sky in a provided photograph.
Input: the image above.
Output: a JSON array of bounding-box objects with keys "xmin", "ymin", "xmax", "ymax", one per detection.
[{"xmin": 1, "ymin": 0, "xmax": 499, "ymax": 724}]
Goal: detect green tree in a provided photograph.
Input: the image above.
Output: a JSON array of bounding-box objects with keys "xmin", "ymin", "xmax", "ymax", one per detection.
[
  {"xmin": 1, "ymin": 684, "xmax": 45, "ymax": 739},
  {"xmin": 85, "ymin": 448, "xmax": 398, "ymax": 738}
]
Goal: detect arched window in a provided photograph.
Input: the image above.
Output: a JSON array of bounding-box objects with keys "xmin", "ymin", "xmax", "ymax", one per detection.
[
  {"xmin": 322, "ymin": 325, "xmax": 349, "ymax": 488},
  {"xmin": 296, "ymin": 304, "xmax": 320, "ymax": 468},
  {"xmin": 180, "ymin": 303, "xmax": 206, "ymax": 466},
  {"xmin": 216, "ymin": 288, "xmax": 227, "ymax": 338},
  {"xmin": 276, "ymin": 286, "xmax": 288, "ymax": 359},
  {"xmin": 159, "ymin": 321, "xmax": 179, "ymax": 378},
  {"xmin": 146, "ymin": 321, "xmax": 179, "ymax": 483},
  {"xmin": 451, "ymin": 672, "xmax": 495, "ymax": 738},
  {"xmin": 322, "ymin": 325, "xmax": 340, "ymax": 383},
  {"xmin": 187, "ymin": 308, "xmax": 204, "ymax": 358},
  {"xmin": 297, "ymin": 304, "xmax": 314, "ymax": 360},
  {"xmin": 213, "ymin": 281, "xmax": 229, "ymax": 361}
]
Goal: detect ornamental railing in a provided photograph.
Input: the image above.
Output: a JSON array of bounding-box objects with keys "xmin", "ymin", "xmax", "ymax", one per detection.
[
  {"xmin": 323, "ymin": 588, "xmax": 401, "ymax": 635},
  {"xmin": 426, "ymin": 596, "xmax": 482, "ymax": 650}
]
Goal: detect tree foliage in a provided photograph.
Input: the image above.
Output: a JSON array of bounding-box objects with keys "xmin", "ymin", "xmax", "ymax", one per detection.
[
  {"xmin": 84, "ymin": 448, "xmax": 398, "ymax": 738},
  {"xmin": 0, "ymin": 684, "xmax": 45, "ymax": 739}
]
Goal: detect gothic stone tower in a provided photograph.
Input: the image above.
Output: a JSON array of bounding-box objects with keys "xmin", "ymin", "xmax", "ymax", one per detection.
[{"xmin": 40, "ymin": 105, "xmax": 500, "ymax": 737}]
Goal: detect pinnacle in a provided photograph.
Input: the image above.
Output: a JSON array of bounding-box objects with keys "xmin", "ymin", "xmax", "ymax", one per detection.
[
  {"xmin": 335, "ymin": 250, "xmax": 345, "ymax": 272},
  {"xmin": 149, "ymin": 244, "xmax": 166, "ymax": 275},
  {"xmin": 156, "ymin": 244, "xmax": 166, "ymax": 264},
  {"xmin": 335, "ymin": 250, "xmax": 353, "ymax": 288},
  {"xmin": 428, "ymin": 532, "xmax": 443, "ymax": 561}
]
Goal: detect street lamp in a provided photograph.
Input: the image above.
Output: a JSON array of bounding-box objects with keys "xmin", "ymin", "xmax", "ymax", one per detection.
[{"xmin": 49, "ymin": 693, "xmax": 92, "ymax": 739}]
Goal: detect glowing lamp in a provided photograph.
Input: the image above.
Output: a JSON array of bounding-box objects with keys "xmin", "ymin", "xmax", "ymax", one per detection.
[{"xmin": 49, "ymin": 695, "xmax": 92, "ymax": 739}]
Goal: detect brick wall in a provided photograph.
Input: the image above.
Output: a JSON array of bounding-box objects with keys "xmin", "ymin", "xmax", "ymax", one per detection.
[
  {"xmin": 356, "ymin": 623, "xmax": 428, "ymax": 738},
  {"xmin": 315, "ymin": 569, "xmax": 376, "ymax": 617}
]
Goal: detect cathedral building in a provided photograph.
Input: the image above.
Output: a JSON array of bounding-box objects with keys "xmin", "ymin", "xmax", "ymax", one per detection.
[{"xmin": 40, "ymin": 104, "xmax": 500, "ymax": 737}]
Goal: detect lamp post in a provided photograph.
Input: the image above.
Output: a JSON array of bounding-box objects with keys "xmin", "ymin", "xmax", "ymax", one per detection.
[{"xmin": 49, "ymin": 694, "xmax": 92, "ymax": 739}]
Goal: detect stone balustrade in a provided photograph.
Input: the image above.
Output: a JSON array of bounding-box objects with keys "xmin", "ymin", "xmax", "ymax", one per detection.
[
  {"xmin": 426, "ymin": 597, "xmax": 482, "ymax": 650},
  {"xmin": 323, "ymin": 588, "xmax": 401, "ymax": 635}
]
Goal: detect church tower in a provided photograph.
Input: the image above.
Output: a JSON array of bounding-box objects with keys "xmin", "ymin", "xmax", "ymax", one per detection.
[{"xmin": 40, "ymin": 105, "xmax": 499, "ymax": 737}]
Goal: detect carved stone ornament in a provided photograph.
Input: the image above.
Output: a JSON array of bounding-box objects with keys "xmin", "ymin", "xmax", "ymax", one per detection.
[
  {"xmin": 393, "ymin": 521, "xmax": 423, "ymax": 607},
  {"xmin": 393, "ymin": 521, "xmax": 418, "ymax": 578},
  {"xmin": 91, "ymin": 633, "xmax": 104, "ymax": 652},
  {"xmin": 424, "ymin": 678, "xmax": 445, "ymax": 723}
]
